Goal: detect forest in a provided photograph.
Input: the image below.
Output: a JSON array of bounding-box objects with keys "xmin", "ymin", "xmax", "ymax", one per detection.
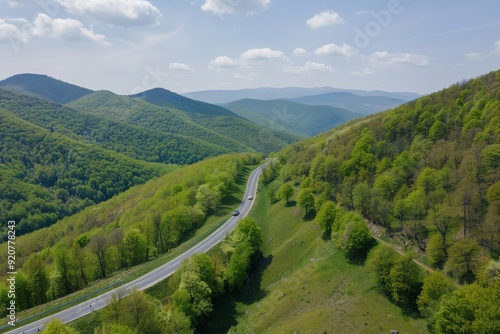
[
  {"xmin": 272, "ymin": 70, "xmax": 500, "ymax": 332},
  {"xmin": 0, "ymin": 153, "xmax": 262, "ymax": 320}
]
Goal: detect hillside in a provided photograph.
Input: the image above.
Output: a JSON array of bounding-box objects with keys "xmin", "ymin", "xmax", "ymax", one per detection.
[
  {"xmin": 0, "ymin": 73, "xmax": 93, "ymax": 104},
  {"xmin": 222, "ymin": 98, "xmax": 361, "ymax": 138},
  {"xmin": 69, "ymin": 91, "xmax": 294, "ymax": 154},
  {"xmin": 260, "ymin": 70, "xmax": 500, "ymax": 332},
  {"xmin": 0, "ymin": 153, "xmax": 262, "ymax": 315},
  {"xmin": 0, "ymin": 106, "xmax": 173, "ymax": 238},
  {"xmin": 288, "ymin": 91, "xmax": 407, "ymax": 115},
  {"xmin": 132, "ymin": 88, "xmax": 300, "ymax": 152},
  {"xmin": 184, "ymin": 86, "xmax": 420, "ymax": 104}
]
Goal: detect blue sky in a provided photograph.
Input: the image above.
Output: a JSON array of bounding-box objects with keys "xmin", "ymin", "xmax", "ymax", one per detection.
[{"xmin": 0, "ymin": 0, "xmax": 499, "ymax": 95}]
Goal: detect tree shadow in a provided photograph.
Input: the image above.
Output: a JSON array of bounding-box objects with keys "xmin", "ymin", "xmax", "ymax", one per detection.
[
  {"xmin": 302, "ymin": 209, "xmax": 316, "ymax": 221},
  {"xmin": 285, "ymin": 200, "xmax": 296, "ymax": 207},
  {"xmin": 197, "ymin": 254, "xmax": 273, "ymax": 334}
]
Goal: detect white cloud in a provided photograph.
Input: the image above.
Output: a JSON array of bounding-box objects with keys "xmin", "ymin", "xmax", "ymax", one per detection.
[
  {"xmin": 201, "ymin": 0, "xmax": 271, "ymax": 15},
  {"xmin": 369, "ymin": 51, "xmax": 430, "ymax": 67},
  {"xmin": 292, "ymin": 47, "xmax": 310, "ymax": 57},
  {"xmin": 241, "ymin": 47, "xmax": 285, "ymax": 61},
  {"xmin": 169, "ymin": 62, "xmax": 194, "ymax": 72},
  {"xmin": 352, "ymin": 68, "xmax": 374, "ymax": 76},
  {"xmin": 54, "ymin": 0, "xmax": 162, "ymax": 26},
  {"xmin": 465, "ymin": 52, "xmax": 483, "ymax": 61},
  {"xmin": 282, "ymin": 61, "xmax": 335, "ymax": 74},
  {"xmin": 306, "ymin": 10, "xmax": 344, "ymax": 29},
  {"xmin": 314, "ymin": 43, "xmax": 359, "ymax": 60},
  {"xmin": 32, "ymin": 13, "xmax": 110, "ymax": 46},
  {"xmin": 210, "ymin": 56, "xmax": 239, "ymax": 69},
  {"xmin": 495, "ymin": 39, "xmax": 500, "ymax": 53},
  {"xmin": 0, "ymin": 18, "xmax": 30, "ymax": 44}
]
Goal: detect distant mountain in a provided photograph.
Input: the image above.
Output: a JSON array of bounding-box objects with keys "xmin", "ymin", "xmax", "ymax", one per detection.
[
  {"xmin": 131, "ymin": 88, "xmax": 236, "ymax": 117},
  {"xmin": 222, "ymin": 98, "xmax": 362, "ymax": 138},
  {"xmin": 0, "ymin": 73, "xmax": 93, "ymax": 104},
  {"xmin": 288, "ymin": 92, "xmax": 406, "ymax": 115},
  {"xmin": 184, "ymin": 87, "xmax": 420, "ymax": 104}
]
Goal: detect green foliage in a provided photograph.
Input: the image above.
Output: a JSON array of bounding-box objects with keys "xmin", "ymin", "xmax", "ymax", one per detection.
[
  {"xmin": 389, "ymin": 255, "xmax": 423, "ymax": 311},
  {"xmin": 277, "ymin": 183, "xmax": 294, "ymax": 204},
  {"xmin": 427, "ymin": 233, "xmax": 447, "ymax": 269},
  {"xmin": 445, "ymin": 239, "xmax": 484, "ymax": 283},
  {"xmin": 41, "ymin": 319, "xmax": 80, "ymax": 334},
  {"xmin": 224, "ymin": 241, "xmax": 253, "ymax": 291},
  {"xmin": 296, "ymin": 188, "xmax": 315, "ymax": 213},
  {"xmin": 417, "ymin": 271, "xmax": 456, "ymax": 319},
  {"xmin": 315, "ymin": 201, "xmax": 337, "ymax": 236},
  {"xmin": 336, "ymin": 212, "xmax": 373, "ymax": 259}
]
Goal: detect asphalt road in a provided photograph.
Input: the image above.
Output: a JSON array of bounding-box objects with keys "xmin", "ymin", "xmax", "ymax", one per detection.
[{"xmin": 6, "ymin": 160, "xmax": 271, "ymax": 334}]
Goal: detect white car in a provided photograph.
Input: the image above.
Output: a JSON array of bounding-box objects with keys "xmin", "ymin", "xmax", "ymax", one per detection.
[{"xmin": 247, "ymin": 195, "xmax": 253, "ymax": 200}]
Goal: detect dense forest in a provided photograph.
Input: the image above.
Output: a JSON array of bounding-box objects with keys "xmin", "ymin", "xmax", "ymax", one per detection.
[
  {"xmin": 272, "ymin": 70, "xmax": 500, "ymax": 332},
  {"xmin": 0, "ymin": 153, "xmax": 262, "ymax": 317},
  {"xmin": 0, "ymin": 108, "xmax": 173, "ymax": 238},
  {"xmin": 0, "ymin": 88, "xmax": 234, "ymax": 164},
  {"xmin": 68, "ymin": 91, "xmax": 296, "ymax": 155}
]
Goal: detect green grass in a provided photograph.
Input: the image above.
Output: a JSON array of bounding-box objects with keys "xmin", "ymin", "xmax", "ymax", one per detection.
[{"xmin": 200, "ymin": 181, "xmax": 429, "ymax": 334}]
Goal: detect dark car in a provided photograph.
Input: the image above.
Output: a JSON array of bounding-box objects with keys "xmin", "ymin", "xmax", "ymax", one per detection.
[{"xmin": 232, "ymin": 209, "xmax": 240, "ymax": 216}]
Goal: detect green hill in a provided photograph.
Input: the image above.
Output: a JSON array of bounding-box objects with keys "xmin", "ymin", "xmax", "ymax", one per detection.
[
  {"xmin": 0, "ymin": 73, "xmax": 93, "ymax": 104},
  {"xmin": 222, "ymin": 98, "xmax": 362, "ymax": 138},
  {"xmin": 0, "ymin": 106, "xmax": 173, "ymax": 238},
  {"xmin": 246, "ymin": 70, "xmax": 500, "ymax": 332},
  {"xmin": 131, "ymin": 88, "xmax": 300, "ymax": 152},
  {"xmin": 0, "ymin": 88, "xmax": 231, "ymax": 164}
]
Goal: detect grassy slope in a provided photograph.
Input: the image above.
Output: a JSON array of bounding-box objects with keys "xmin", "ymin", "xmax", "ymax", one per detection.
[{"xmin": 202, "ymin": 181, "xmax": 428, "ymax": 334}]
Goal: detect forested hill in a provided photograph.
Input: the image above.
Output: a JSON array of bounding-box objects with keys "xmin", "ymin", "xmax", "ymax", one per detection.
[
  {"xmin": 68, "ymin": 90, "xmax": 296, "ymax": 155},
  {"xmin": 0, "ymin": 106, "xmax": 174, "ymax": 239},
  {"xmin": 280, "ymin": 70, "xmax": 500, "ymax": 257},
  {"xmin": 275, "ymin": 70, "xmax": 500, "ymax": 329},
  {"xmin": 0, "ymin": 73, "xmax": 93, "ymax": 104}
]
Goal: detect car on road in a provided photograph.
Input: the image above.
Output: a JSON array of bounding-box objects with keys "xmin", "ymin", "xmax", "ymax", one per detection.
[
  {"xmin": 232, "ymin": 209, "xmax": 240, "ymax": 216},
  {"xmin": 247, "ymin": 195, "xmax": 253, "ymax": 200}
]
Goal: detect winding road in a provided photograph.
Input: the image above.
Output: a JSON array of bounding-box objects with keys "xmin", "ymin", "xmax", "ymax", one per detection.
[{"xmin": 5, "ymin": 160, "xmax": 271, "ymax": 334}]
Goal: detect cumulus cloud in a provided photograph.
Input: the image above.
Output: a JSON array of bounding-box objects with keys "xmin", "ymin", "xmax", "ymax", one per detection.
[
  {"xmin": 369, "ymin": 51, "xmax": 430, "ymax": 67},
  {"xmin": 465, "ymin": 52, "xmax": 483, "ymax": 61},
  {"xmin": 314, "ymin": 43, "xmax": 359, "ymax": 60},
  {"xmin": 32, "ymin": 13, "xmax": 110, "ymax": 46},
  {"xmin": 282, "ymin": 61, "xmax": 335, "ymax": 75},
  {"xmin": 210, "ymin": 47, "xmax": 286, "ymax": 71},
  {"xmin": 201, "ymin": 0, "xmax": 271, "ymax": 15},
  {"xmin": 306, "ymin": 10, "xmax": 343, "ymax": 29},
  {"xmin": 0, "ymin": 18, "xmax": 30, "ymax": 44},
  {"xmin": 292, "ymin": 47, "xmax": 310, "ymax": 57},
  {"xmin": 241, "ymin": 47, "xmax": 285, "ymax": 61},
  {"xmin": 169, "ymin": 62, "xmax": 194, "ymax": 72},
  {"xmin": 54, "ymin": 0, "xmax": 162, "ymax": 26},
  {"xmin": 352, "ymin": 68, "xmax": 374, "ymax": 76}
]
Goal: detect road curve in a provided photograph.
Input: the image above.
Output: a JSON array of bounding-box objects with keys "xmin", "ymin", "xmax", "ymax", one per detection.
[{"xmin": 6, "ymin": 160, "xmax": 272, "ymax": 334}]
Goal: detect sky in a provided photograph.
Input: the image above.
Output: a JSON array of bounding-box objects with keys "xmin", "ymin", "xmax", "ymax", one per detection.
[{"xmin": 0, "ymin": 0, "xmax": 499, "ymax": 95}]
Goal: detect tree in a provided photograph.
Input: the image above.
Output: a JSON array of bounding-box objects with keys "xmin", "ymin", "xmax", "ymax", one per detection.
[
  {"xmin": 417, "ymin": 271, "xmax": 456, "ymax": 319},
  {"xmin": 224, "ymin": 241, "xmax": 253, "ymax": 291},
  {"xmin": 296, "ymin": 188, "xmax": 315, "ymax": 214},
  {"xmin": 90, "ymin": 233, "xmax": 109, "ymax": 278},
  {"xmin": 124, "ymin": 229, "xmax": 148, "ymax": 265},
  {"xmin": 41, "ymin": 319, "xmax": 79, "ymax": 334},
  {"xmin": 339, "ymin": 217, "xmax": 373, "ymax": 259},
  {"xmin": 24, "ymin": 253, "xmax": 49, "ymax": 306},
  {"xmin": 368, "ymin": 246, "xmax": 399, "ymax": 294},
  {"xmin": 353, "ymin": 182, "xmax": 371, "ymax": 217},
  {"xmin": 122, "ymin": 289, "xmax": 161, "ymax": 334},
  {"xmin": 277, "ymin": 183, "xmax": 294, "ymax": 205},
  {"xmin": 427, "ymin": 233, "xmax": 447, "ymax": 269},
  {"xmin": 315, "ymin": 201, "xmax": 337, "ymax": 237},
  {"xmin": 434, "ymin": 288, "xmax": 475, "ymax": 334},
  {"xmin": 101, "ymin": 289, "xmax": 126, "ymax": 324},
  {"xmin": 54, "ymin": 248, "xmax": 75, "ymax": 296},
  {"xmin": 389, "ymin": 254, "xmax": 423, "ymax": 311},
  {"xmin": 195, "ymin": 183, "xmax": 221, "ymax": 214},
  {"xmin": 445, "ymin": 238, "xmax": 484, "ymax": 283},
  {"xmin": 236, "ymin": 217, "xmax": 262, "ymax": 253}
]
